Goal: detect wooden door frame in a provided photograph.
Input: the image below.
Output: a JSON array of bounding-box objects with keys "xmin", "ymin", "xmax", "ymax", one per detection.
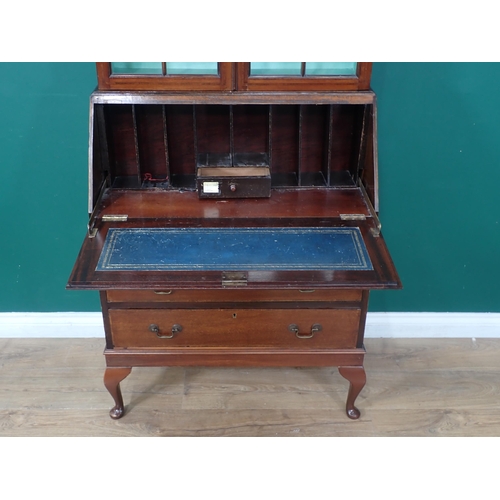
[
  {"xmin": 96, "ymin": 62, "xmax": 234, "ymax": 91},
  {"xmin": 235, "ymin": 62, "xmax": 372, "ymax": 91}
]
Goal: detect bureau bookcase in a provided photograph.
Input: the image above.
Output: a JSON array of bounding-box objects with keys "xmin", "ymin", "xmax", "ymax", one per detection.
[{"xmin": 68, "ymin": 62, "xmax": 400, "ymax": 419}]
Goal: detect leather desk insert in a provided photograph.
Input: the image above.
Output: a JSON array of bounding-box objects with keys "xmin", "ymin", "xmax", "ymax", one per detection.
[{"xmin": 96, "ymin": 227, "xmax": 373, "ymax": 272}]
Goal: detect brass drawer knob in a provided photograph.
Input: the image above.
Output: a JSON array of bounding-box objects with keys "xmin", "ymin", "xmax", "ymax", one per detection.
[
  {"xmin": 149, "ymin": 323, "xmax": 182, "ymax": 339},
  {"xmin": 288, "ymin": 323, "xmax": 322, "ymax": 339}
]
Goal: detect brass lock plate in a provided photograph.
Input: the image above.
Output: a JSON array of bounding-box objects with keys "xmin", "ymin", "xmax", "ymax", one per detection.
[{"xmin": 222, "ymin": 271, "xmax": 248, "ymax": 287}]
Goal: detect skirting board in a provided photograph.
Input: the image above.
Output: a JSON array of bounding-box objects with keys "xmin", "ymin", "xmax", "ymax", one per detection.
[{"xmin": 0, "ymin": 312, "xmax": 499, "ymax": 339}]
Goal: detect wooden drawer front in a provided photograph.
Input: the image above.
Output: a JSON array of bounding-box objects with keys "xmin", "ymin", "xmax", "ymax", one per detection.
[
  {"xmin": 106, "ymin": 289, "xmax": 362, "ymax": 304},
  {"xmin": 109, "ymin": 308, "xmax": 361, "ymax": 349}
]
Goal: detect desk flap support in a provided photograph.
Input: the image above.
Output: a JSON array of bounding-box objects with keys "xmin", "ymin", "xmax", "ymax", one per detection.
[{"xmin": 358, "ymin": 179, "xmax": 381, "ymax": 237}]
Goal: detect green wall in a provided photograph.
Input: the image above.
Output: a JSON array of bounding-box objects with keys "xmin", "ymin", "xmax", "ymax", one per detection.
[
  {"xmin": 0, "ymin": 63, "xmax": 498, "ymax": 312},
  {"xmin": 370, "ymin": 63, "xmax": 500, "ymax": 312},
  {"xmin": 0, "ymin": 63, "xmax": 100, "ymax": 312}
]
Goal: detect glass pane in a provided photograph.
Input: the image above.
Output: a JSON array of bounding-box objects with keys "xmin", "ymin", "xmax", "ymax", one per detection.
[
  {"xmin": 111, "ymin": 62, "xmax": 163, "ymax": 75},
  {"xmin": 250, "ymin": 62, "xmax": 302, "ymax": 76},
  {"xmin": 305, "ymin": 62, "xmax": 357, "ymax": 76},
  {"xmin": 166, "ymin": 62, "xmax": 218, "ymax": 75}
]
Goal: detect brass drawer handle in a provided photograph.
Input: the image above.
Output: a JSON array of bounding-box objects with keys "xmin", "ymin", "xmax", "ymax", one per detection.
[
  {"xmin": 154, "ymin": 290, "xmax": 173, "ymax": 295},
  {"xmin": 149, "ymin": 323, "xmax": 182, "ymax": 339},
  {"xmin": 288, "ymin": 323, "xmax": 322, "ymax": 339}
]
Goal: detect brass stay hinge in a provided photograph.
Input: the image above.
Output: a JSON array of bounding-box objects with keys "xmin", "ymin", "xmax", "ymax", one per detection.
[
  {"xmin": 340, "ymin": 214, "xmax": 366, "ymax": 221},
  {"xmin": 339, "ymin": 211, "xmax": 380, "ymax": 237},
  {"xmin": 88, "ymin": 214, "xmax": 129, "ymax": 238},
  {"xmin": 339, "ymin": 181, "xmax": 382, "ymax": 237},
  {"xmin": 102, "ymin": 214, "xmax": 128, "ymax": 222}
]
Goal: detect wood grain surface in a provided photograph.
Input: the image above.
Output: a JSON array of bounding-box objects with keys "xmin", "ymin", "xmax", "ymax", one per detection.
[{"xmin": 1, "ymin": 338, "xmax": 499, "ymax": 436}]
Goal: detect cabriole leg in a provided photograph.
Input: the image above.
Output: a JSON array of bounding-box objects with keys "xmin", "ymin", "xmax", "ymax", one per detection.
[
  {"xmin": 104, "ymin": 367, "xmax": 132, "ymax": 419},
  {"xmin": 338, "ymin": 365, "xmax": 366, "ymax": 420}
]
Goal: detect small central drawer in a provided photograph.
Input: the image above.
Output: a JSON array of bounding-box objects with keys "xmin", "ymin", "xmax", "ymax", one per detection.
[
  {"xmin": 109, "ymin": 308, "xmax": 361, "ymax": 349},
  {"xmin": 106, "ymin": 289, "xmax": 362, "ymax": 304}
]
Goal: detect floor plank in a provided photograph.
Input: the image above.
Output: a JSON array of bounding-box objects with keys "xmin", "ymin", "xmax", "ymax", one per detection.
[{"xmin": 0, "ymin": 338, "xmax": 499, "ymax": 436}]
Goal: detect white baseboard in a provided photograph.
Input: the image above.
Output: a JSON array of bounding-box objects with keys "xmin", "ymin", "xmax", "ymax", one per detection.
[
  {"xmin": 0, "ymin": 313, "xmax": 104, "ymax": 339},
  {"xmin": 365, "ymin": 312, "xmax": 500, "ymax": 339},
  {"xmin": 0, "ymin": 312, "xmax": 499, "ymax": 339}
]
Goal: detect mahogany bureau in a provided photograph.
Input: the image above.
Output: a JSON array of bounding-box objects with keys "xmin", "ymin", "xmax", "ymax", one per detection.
[{"xmin": 68, "ymin": 62, "xmax": 401, "ymax": 419}]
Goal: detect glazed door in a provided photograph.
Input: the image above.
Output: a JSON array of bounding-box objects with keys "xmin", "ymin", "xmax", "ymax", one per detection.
[
  {"xmin": 96, "ymin": 62, "xmax": 234, "ymax": 91},
  {"xmin": 96, "ymin": 62, "xmax": 371, "ymax": 92},
  {"xmin": 236, "ymin": 62, "xmax": 372, "ymax": 91}
]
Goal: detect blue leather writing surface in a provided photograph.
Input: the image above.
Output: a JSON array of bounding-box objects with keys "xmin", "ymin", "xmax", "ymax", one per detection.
[{"xmin": 96, "ymin": 227, "xmax": 373, "ymax": 271}]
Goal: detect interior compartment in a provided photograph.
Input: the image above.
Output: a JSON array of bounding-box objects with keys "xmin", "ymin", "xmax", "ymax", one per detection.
[{"xmin": 97, "ymin": 102, "xmax": 369, "ymax": 192}]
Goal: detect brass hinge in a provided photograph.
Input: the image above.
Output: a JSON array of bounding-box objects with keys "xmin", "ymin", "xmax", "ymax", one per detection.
[
  {"xmin": 340, "ymin": 214, "xmax": 366, "ymax": 221},
  {"xmin": 102, "ymin": 214, "xmax": 128, "ymax": 222},
  {"xmin": 89, "ymin": 214, "xmax": 129, "ymax": 237},
  {"xmin": 222, "ymin": 271, "xmax": 248, "ymax": 287}
]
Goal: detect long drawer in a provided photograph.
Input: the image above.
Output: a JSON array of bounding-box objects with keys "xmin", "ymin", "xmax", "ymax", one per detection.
[
  {"xmin": 109, "ymin": 308, "xmax": 361, "ymax": 349},
  {"xmin": 106, "ymin": 289, "xmax": 362, "ymax": 304}
]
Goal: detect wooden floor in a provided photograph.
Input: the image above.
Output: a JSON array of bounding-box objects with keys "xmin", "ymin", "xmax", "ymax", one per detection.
[{"xmin": 0, "ymin": 337, "xmax": 499, "ymax": 436}]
